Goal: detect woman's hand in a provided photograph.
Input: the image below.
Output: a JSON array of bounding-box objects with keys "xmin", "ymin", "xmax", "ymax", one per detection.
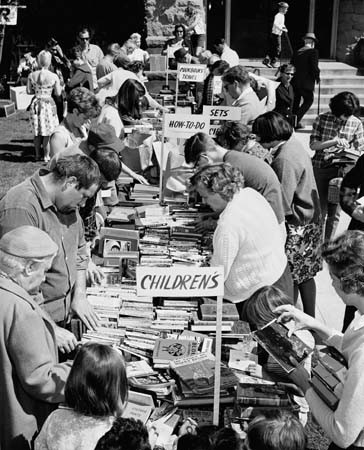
[
  {"xmin": 132, "ymin": 173, "xmax": 150, "ymax": 185},
  {"xmin": 274, "ymin": 305, "xmax": 317, "ymax": 336}
]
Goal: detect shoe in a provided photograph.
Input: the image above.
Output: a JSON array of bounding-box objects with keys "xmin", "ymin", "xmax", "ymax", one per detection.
[{"xmin": 262, "ymin": 58, "xmax": 272, "ymax": 68}]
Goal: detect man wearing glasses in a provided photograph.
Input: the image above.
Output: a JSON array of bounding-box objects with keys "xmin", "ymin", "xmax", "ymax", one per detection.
[
  {"xmin": 221, "ymin": 66, "xmax": 264, "ymax": 126},
  {"xmin": 76, "ymin": 27, "xmax": 104, "ymax": 90}
]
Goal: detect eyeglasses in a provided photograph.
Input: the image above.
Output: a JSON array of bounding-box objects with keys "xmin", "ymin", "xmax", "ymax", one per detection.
[
  {"xmin": 283, "ymin": 72, "xmax": 294, "ymax": 76},
  {"xmin": 79, "ymin": 37, "xmax": 90, "ymax": 41}
]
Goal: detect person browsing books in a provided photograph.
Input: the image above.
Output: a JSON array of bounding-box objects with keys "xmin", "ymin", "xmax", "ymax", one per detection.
[
  {"xmin": 35, "ymin": 343, "xmax": 128, "ymax": 450},
  {"xmin": 0, "ymin": 226, "xmax": 71, "ymax": 450},
  {"xmin": 189, "ymin": 163, "xmax": 293, "ymax": 317},
  {"xmin": 275, "ymin": 230, "xmax": 364, "ymax": 450}
]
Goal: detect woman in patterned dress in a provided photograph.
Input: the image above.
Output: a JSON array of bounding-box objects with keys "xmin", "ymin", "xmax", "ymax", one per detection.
[{"xmin": 27, "ymin": 50, "xmax": 61, "ymax": 161}]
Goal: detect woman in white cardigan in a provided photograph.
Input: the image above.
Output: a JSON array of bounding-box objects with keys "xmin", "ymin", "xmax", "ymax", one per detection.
[
  {"xmin": 189, "ymin": 163, "xmax": 293, "ymax": 316},
  {"xmin": 276, "ymin": 230, "xmax": 364, "ymax": 450}
]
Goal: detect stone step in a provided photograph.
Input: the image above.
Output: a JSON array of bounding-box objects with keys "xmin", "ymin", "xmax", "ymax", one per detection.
[
  {"xmin": 315, "ymin": 85, "xmax": 364, "ymax": 95},
  {"xmin": 319, "ymin": 75, "xmax": 364, "ymax": 86}
]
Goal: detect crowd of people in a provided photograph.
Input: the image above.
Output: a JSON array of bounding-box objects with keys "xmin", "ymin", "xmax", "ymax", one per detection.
[{"xmin": 2, "ymin": 1, "xmax": 364, "ymax": 450}]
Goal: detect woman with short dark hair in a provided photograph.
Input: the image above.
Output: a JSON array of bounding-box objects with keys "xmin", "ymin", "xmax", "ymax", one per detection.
[
  {"xmin": 35, "ymin": 342, "xmax": 128, "ymax": 450},
  {"xmin": 253, "ymin": 111, "xmax": 322, "ymax": 317}
]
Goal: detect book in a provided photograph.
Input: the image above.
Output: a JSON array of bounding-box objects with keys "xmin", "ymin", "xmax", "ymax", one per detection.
[
  {"xmin": 236, "ymin": 383, "xmax": 292, "ymax": 407},
  {"xmin": 310, "ymin": 375, "xmax": 339, "ymax": 410},
  {"xmin": 170, "ymin": 384, "xmax": 235, "ymax": 406},
  {"xmin": 200, "ymin": 303, "xmax": 239, "ymax": 321},
  {"xmin": 252, "ymin": 319, "xmax": 313, "ymax": 373},
  {"xmin": 127, "ymin": 359, "xmax": 155, "ymax": 378},
  {"xmin": 153, "ymin": 338, "xmax": 199, "ymax": 365}
]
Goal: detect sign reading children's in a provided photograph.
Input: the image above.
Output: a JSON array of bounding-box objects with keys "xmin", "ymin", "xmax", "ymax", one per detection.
[
  {"xmin": 136, "ymin": 266, "xmax": 224, "ymax": 297},
  {"xmin": 163, "ymin": 113, "xmax": 210, "ymax": 139},
  {"xmin": 178, "ymin": 63, "xmax": 206, "ymax": 82}
]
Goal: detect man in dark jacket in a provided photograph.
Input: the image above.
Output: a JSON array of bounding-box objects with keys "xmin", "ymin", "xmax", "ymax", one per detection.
[{"xmin": 291, "ymin": 32, "xmax": 320, "ymax": 128}]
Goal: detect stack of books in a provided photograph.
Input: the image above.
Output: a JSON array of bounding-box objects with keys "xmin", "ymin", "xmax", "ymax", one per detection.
[
  {"xmin": 169, "ymin": 353, "xmax": 238, "ymax": 406},
  {"xmin": 310, "ymin": 347, "xmax": 347, "ymax": 409},
  {"xmin": 129, "ymin": 185, "xmax": 160, "ymax": 204}
]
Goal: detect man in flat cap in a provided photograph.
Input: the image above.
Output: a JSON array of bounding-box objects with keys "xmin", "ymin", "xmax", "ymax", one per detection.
[
  {"xmin": 0, "ymin": 154, "xmax": 101, "ymax": 354},
  {"xmin": 0, "ymin": 226, "xmax": 71, "ymax": 450},
  {"xmin": 291, "ymin": 32, "xmax": 320, "ymax": 129}
]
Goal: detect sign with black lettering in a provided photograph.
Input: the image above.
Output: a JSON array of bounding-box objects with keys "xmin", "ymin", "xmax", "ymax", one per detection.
[
  {"xmin": 136, "ymin": 266, "xmax": 224, "ymax": 297},
  {"xmin": 203, "ymin": 105, "xmax": 242, "ymax": 121},
  {"xmin": 208, "ymin": 124, "xmax": 222, "ymax": 137},
  {"xmin": 163, "ymin": 113, "xmax": 210, "ymax": 139},
  {"xmin": 178, "ymin": 63, "xmax": 206, "ymax": 82}
]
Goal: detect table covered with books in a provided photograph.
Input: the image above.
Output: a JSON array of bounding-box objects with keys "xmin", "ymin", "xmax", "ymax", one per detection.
[{"xmin": 76, "ymin": 193, "xmax": 350, "ymax": 449}]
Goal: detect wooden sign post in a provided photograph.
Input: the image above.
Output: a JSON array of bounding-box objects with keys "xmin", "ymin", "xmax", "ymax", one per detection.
[{"xmin": 136, "ymin": 265, "xmax": 225, "ymax": 425}]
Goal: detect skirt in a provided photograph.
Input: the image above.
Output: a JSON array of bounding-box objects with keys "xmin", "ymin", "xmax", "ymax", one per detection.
[
  {"xmin": 285, "ymin": 221, "xmax": 323, "ymax": 284},
  {"xmin": 30, "ymin": 97, "xmax": 59, "ymax": 137}
]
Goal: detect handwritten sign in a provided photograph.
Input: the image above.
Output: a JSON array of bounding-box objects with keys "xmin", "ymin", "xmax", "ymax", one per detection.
[
  {"xmin": 163, "ymin": 113, "xmax": 210, "ymax": 139},
  {"xmin": 203, "ymin": 105, "xmax": 242, "ymax": 121},
  {"xmin": 213, "ymin": 76, "xmax": 222, "ymax": 95},
  {"xmin": 178, "ymin": 63, "xmax": 206, "ymax": 82},
  {"xmin": 208, "ymin": 124, "xmax": 222, "ymax": 137},
  {"xmin": 136, "ymin": 266, "xmax": 224, "ymax": 297}
]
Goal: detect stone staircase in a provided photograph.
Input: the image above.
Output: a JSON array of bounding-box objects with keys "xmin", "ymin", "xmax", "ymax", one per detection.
[{"xmin": 239, "ymin": 60, "xmax": 364, "ymax": 129}]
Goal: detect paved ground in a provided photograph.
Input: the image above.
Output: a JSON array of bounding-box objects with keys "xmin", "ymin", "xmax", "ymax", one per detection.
[{"xmin": 295, "ymin": 129, "xmax": 347, "ymax": 331}]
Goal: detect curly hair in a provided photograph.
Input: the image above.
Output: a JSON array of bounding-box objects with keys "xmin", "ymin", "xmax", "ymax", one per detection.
[
  {"xmin": 189, "ymin": 163, "xmax": 244, "ymax": 202},
  {"xmin": 52, "ymin": 154, "xmax": 101, "ymax": 189},
  {"xmin": 67, "ymin": 86, "xmax": 101, "ymax": 118},
  {"xmin": 322, "ymin": 230, "xmax": 364, "ymax": 297},
  {"xmin": 215, "ymin": 121, "xmax": 251, "ymax": 150},
  {"xmin": 95, "ymin": 417, "xmax": 150, "ymax": 450}
]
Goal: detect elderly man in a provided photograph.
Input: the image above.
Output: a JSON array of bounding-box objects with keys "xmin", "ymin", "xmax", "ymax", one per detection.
[
  {"xmin": 76, "ymin": 26, "xmax": 104, "ymax": 90},
  {"xmin": 221, "ymin": 65, "xmax": 265, "ymax": 125},
  {"xmin": 0, "ymin": 154, "xmax": 101, "ymax": 353},
  {"xmin": 0, "ymin": 226, "xmax": 71, "ymax": 450}
]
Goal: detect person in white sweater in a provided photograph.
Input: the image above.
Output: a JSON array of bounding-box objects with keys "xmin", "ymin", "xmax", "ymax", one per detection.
[
  {"xmin": 275, "ymin": 230, "xmax": 364, "ymax": 450},
  {"xmin": 189, "ymin": 163, "xmax": 293, "ymax": 316}
]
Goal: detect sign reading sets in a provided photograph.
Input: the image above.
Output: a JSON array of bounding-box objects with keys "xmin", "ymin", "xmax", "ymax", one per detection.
[
  {"xmin": 178, "ymin": 63, "xmax": 206, "ymax": 82},
  {"xmin": 163, "ymin": 113, "xmax": 210, "ymax": 139},
  {"xmin": 203, "ymin": 105, "xmax": 242, "ymax": 121},
  {"xmin": 136, "ymin": 266, "xmax": 224, "ymax": 297}
]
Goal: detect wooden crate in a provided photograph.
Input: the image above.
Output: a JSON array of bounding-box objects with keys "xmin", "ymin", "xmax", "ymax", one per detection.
[{"xmin": 0, "ymin": 100, "xmax": 16, "ymax": 117}]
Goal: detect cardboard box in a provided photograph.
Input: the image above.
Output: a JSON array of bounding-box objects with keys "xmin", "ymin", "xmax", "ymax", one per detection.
[
  {"xmin": 0, "ymin": 100, "xmax": 16, "ymax": 117},
  {"xmin": 10, "ymin": 86, "xmax": 33, "ymax": 110}
]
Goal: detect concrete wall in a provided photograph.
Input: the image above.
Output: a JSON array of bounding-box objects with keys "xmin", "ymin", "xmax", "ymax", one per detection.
[
  {"xmin": 145, "ymin": 0, "xmax": 202, "ymax": 51},
  {"xmin": 337, "ymin": 0, "xmax": 364, "ymax": 64}
]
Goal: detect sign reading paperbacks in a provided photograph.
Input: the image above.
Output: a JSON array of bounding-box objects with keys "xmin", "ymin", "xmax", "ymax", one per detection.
[
  {"xmin": 163, "ymin": 113, "xmax": 210, "ymax": 139},
  {"xmin": 136, "ymin": 266, "xmax": 224, "ymax": 297},
  {"xmin": 178, "ymin": 64, "xmax": 206, "ymax": 82}
]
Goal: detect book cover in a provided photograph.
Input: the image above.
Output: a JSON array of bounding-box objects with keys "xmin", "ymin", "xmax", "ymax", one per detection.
[
  {"xmin": 200, "ymin": 303, "xmax": 239, "ymax": 321},
  {"xmin": 153, "ymin": 338, "xmax": 198, "ymax": 363},
  {"xmin": 236, "ymin": 383, "xmax": 292, "ymax": 407},
  {"xmin": 252, "ymin": 319, "xmax": 313, "ymax": 373}
]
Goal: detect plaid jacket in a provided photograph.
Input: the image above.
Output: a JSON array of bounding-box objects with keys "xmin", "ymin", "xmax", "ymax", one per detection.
[{"xmin": 310, "ymin": 112, "xmax": 364, "ymax": 168}]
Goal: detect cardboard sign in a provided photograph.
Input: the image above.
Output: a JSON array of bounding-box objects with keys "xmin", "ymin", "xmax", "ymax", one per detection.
[
  {"xmin": 0, "ymin": 6, "xmax": 17, "ymax": 25},
  {"xmin": 213, "ymin": 76, "xmax": 223, "ymax": 95},
  {"xmin": 178, "ymin": 64, "xmax": 206, "ymax": 82},
  {"xmin": 163, "ymin": 113, "xmax": 210, "ymax": 139},
  {"xmin": 208, "ymin": 124, "xmax": 222, "ymax": 137},
  {"xmin": 203, "ymin": 105, "xmax": 242, "ymax": 121},
  {"xmin": 136, "ymin": 266, "xmax": 224, "ymax": 297}
]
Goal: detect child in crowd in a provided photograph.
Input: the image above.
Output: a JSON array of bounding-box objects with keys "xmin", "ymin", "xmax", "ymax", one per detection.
[
  {"xmin": 34, "ymin": 343, "xmax": 128, "ymax": 450},
  {"xmin": 245, "ymin": 410, "xmax": 306, "ymax": 450},
  {"xmin": 95, "ymin": 417, "xmax": 151, "ymax": 450},
  {"xmin": 263, "ymin": 2, "xmax": 289, "ymax": 68},
  {"xmin": 242, "ymin": 285, "xmax": 314, "ymax": 425}
]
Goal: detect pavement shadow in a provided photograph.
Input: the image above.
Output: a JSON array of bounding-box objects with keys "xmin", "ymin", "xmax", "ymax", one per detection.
[{"xmin": 0, "ymin": 142, "xmax": 34, "ymax": 162}]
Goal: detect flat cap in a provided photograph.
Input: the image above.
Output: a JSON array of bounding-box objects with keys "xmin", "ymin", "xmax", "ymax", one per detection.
[{"xmin": 0, "ymin": 226, "xmax": 58, "ymax": 258}]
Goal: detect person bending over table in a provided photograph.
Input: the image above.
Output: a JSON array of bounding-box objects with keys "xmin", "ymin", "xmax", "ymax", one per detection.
[
  {"xmin": 189, "ymin": 163, "xmax": 293, "ymax": 317},
  {"xmin": 0, "ymin": 226, "xmax": 71, "ymax": 450},
  {"xmin": 276, "ymin": 230, "xmax": 364, "ymax": 450}
]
